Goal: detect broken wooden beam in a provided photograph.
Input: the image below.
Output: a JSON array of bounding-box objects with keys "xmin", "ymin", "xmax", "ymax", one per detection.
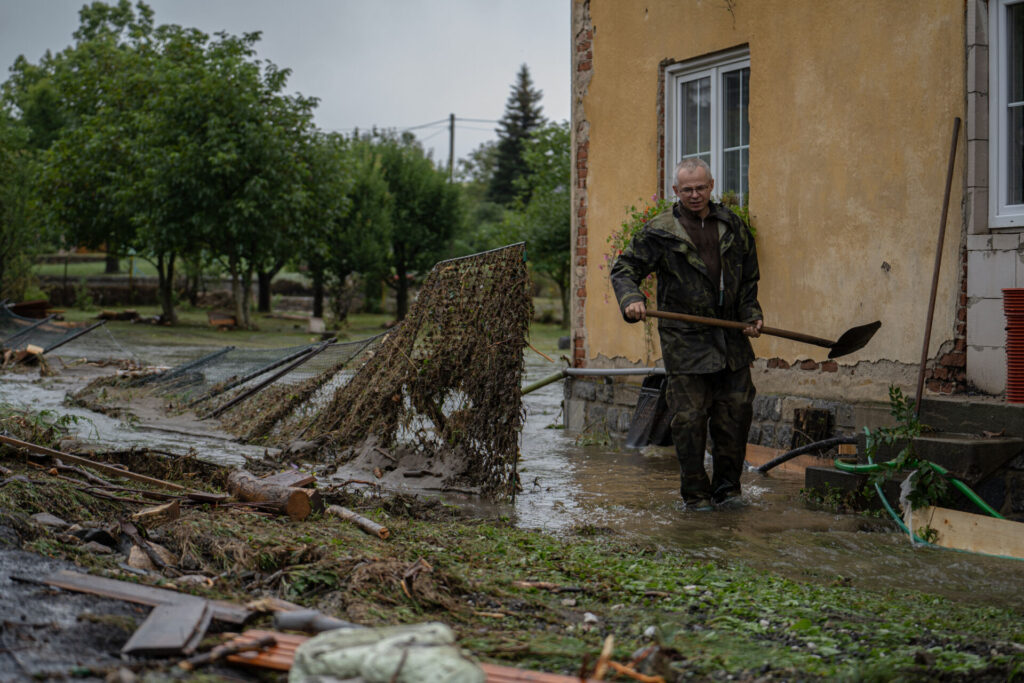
[
  {"xmin": 226, "ymin": 469, "xmax": 322, "ymax": 521},
  {"xmin": 0, "ymin": 434, "xmax": 185, "ymax": 491},
  {"xmin": 32, "ymin": 569, "xmax": 252, "ymax": 624}
]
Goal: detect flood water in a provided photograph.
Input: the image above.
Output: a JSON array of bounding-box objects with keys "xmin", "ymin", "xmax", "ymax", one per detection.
[
  {"xmin": 516, "ymin": 355, "xmax": 1024, "ymax": 611},
  {"xmin": 3, "ymin": 339, "xmax": 1023, "ymax": 611}
]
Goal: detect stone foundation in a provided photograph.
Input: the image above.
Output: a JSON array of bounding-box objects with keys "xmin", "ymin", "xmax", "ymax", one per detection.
[{"xmin": 564, "ymin": 376, "xmax": 895, "ymax": 448}]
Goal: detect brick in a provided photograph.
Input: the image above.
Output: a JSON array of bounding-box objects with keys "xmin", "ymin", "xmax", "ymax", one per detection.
[
  {"xmin": 576, "ymin": 287, "xmax": 586, "ymax": 297},
  {"xmin": 767, "ymin": 358, "xmax": 780, "ymax": 369},
  {"xmin": 931, "ymin": 366, "xmax": 950, "ymax": 380},
  {"xmin": 954, "ymin": 338, "xmax": 966, "ymax": 353},
  {"xmin": 578, "ymin": 60, "xmax": 592, "ymax": 71},
  {"xmin": 927, "ymin": 379, "xmax": 941, "ymax": 391},
  {"xmin": 959, "ymin": 293, "xmax": 967, "ymax": 306},
  {"xmin": 574, "ymin": 337, "xmax": 583, "ymax": 347},
  {"xmin": 577, "ymin": 40, "xmax": 591, "ymax": 52},
  {"xmin": 821, "ymin": 360, "xmax": 838, "ymax": 372},
  {"xmin": 957, "ymin": 307, "xmax": 966, "ymax": 321},
  {"xmin": 776, "ymin": 358, "xmax": 791, "ymax": 370},
  {"xmin": 956, "ymin": 322, "xmax": 967, "ymax": 336},
  {"xmin": 800, "ymin": 360, "xmax": 819, "ymax": 371},
  {"xmin": 955, "ymin": 370, "xmax": 967, "ymax": 382},
  {"xmin": 577, "ymin": 247, "xmax": 587, "ymax": 258},
  {"xmin": 941, "ymin": 382, "xmax": 954, "ymax": 394},
  {"xmin": 940, "ymin": 352, "xmax": 966, "ymax": 367},
  {"xmin": 577, "ymin": 146, "xmax": 588, "ymax": 160}
]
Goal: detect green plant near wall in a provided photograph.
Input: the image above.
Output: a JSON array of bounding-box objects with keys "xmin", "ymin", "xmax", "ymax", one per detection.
[{"xmin": 862, "ymin": 386, "xmax": 948, "ymax": 509}]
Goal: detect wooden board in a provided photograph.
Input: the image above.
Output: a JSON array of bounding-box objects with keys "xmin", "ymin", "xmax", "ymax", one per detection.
[
  {"xmin": 227, "ymin": 629, "xmax": 307, "ymax": 671},
  {"xmin": 121, "ymin": 601, "xmax": 211, "ymax": 656},
  {"xmin": 42, "ymin": 569, "xmax": 252, "ymax": 624},
  {"xmin": 907, "ymin": 506, "xmax": 1024, "ymax": 560}
]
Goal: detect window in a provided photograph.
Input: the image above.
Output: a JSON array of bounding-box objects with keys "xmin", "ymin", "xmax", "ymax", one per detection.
[
  {"xmin": 990, "ymin": 0, "xmax": 1024, "ymax": 228},
  {"xmin": 665, "ymin": 48, "xmax": 750, "ymax": 200}
]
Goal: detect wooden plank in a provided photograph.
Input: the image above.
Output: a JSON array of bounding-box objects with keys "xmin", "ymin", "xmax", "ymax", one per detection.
[
  {"xmin": 907, "ymin": 506, "xmax": 1024, "ymax": 560},
  {"xmin": 227, "ymin": 630, "xmax": 307, "ymax": 671},
  {"xmin": 42, "ymin": 569, "xmax": 252, "ymax": 624},
  {"xmin": 481, "ymin": 664, "xmax": 601, "ymax": 682},
  {"xmin": 121, "ymin": 601, "xmax": 211, "ymax": 656}
]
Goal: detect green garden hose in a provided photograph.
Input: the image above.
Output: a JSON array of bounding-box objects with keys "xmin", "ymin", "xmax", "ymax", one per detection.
[{"xmin": 833, "ymin": 457, "xmax": 1005, "ymax": 520}]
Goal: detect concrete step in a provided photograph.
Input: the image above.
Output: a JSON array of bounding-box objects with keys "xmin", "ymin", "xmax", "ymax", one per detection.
[{"xmin": 854, "ymin": 432, "xmax": 1024, "ymax": 485}]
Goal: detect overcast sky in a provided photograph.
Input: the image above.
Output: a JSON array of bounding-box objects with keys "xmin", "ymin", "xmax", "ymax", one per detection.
[{"xmin": 0, "ymin": 0, "xmax": 571, "ymax": 166}]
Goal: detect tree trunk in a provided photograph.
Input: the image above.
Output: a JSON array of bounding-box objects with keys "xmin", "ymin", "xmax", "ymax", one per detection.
[
  {"xmin": 104, "ymin": 252, "xmax": 120, "ymax": 274},
  {"xmin": 156, "ymin": 252, "xmax": 178, "ymax": 324},
  {"xmin": 311, "ymin": 265, "xmax": 325, "ymax": 319},
  {"xmin": 226, "ymin": 470, "xmax": 322, "ymax": 521},
  {"xmin": 241, "ymin": 267, "xmax": 254, "ymax": 329},
  {"xmin": 256, "ymin": 259, "xmax": 285, "ymax": 314},
  {"xmin": 230, "ymin": 257, "xmax": 244, "ymax": 329},
  {"xmin": 395, "ymin": 259, "xmax": 409, "ymax": 321},
  {"xmin": 558, "ymin": 265, "xmax": 570, "ymax": 329}
]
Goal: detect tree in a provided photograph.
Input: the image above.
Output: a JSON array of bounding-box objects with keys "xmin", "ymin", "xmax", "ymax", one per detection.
[
  {"xmin": 25, "ymin": 2, "xmax": 317, "ymax": 326},
  {"xmin": 375, "ymin": 132, "xmax": 462, "ymax": 320},
  {"xmin": 0, "ymin": 112, "xmax": 39, "ymax": 300},
  {"xmin": 296, "ymin": 132, "xmax": 390, "ymax": 323},
  {"xmin": 506, "ymin": 121, "xmax": 571, "ymax": 326},
  {"xmin": 488, "ymin": 64, "xmax": 544, "ymax": 206}
]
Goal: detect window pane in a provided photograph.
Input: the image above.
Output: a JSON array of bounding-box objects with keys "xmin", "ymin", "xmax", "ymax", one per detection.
[
  {"xmin": 723, "ymin": 70, "xmax": 742, "ymax": 148},
  {"xmin": 723, "ymin": 149, "xmax": 740, "ymax": 194},
  {"xmin": 1010, "ymin": 2, "xmax": 1023, "ymax": 103},
  {"xmin": 681, "ymin": 76, "xmax": 710, "ymax": 158},
  {"xmin": 1011, "ymin": 3, "xmax": 1023, "ymax": 204},
  {"xmin": 741, "ymin": 68, "xmax": 750, "ymax": 145},
  {"xmin": 1012, "ymin": 105, "xmax": 1023, "ymax": 204}
]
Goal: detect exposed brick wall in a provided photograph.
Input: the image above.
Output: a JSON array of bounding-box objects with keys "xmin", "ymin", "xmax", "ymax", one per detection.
[
  {"xmin": 925, "ymin": 246, "xmax": 969, "ymax": 394},
  {"xmin": 571, "ymin": 1, "xmax": 593, "ymax": 368}
]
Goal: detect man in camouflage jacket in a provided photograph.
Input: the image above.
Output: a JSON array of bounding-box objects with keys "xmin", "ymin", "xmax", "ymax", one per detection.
[{"xmin": 610, "ymin": 158, "xmax": 763, "ymax": 509}]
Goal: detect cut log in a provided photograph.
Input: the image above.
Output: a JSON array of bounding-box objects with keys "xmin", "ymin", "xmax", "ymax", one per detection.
[
  {"xmin": 259, "ymin": 470, "xmax": 316, "ymax": 489},
  {"xmin": 226, "ymin": 470, "xmax": 322, "ymax": 521},
  {"xmin": 326, "ymin": 505, "xmax": 390, "ymax": 539},
  {"xmin": 131, "ymin": 500, "xmax": 180, "ymax": 528}
]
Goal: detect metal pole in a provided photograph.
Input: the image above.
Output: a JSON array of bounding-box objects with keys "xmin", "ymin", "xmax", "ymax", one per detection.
[
  {"xmin": 1, "ymin": 314, "xmax": 57, "ymax": 347},
  {"xmin": 41, "ymin": 320, "xmax": 107, "ymax": 355},
  {"xmin": 448, "ymin": 113, "xmax": 455, "ymax": 182},
  {"xmin": 915, "ymin": 117, "xmax": 961, "ymax": 416}
]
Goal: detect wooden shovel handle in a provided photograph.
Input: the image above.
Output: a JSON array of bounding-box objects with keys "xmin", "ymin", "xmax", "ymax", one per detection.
[{"xmin": 646, "ymin": 310, "xmax": 835, "ymax": 349}]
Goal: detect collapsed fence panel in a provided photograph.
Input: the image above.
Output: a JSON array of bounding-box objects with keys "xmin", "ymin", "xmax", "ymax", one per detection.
[{"xmin": 0, "ymin": 305, "xmax": 107, "ymax": 354}]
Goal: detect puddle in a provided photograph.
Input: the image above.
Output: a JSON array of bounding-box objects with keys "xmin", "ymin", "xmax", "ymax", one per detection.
[{"xmin": 4, "ymin": 343, "xmax": 1023, "ymax": 611}]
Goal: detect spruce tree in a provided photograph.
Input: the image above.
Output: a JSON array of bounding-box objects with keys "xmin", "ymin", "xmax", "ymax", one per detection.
[{"xmin": 487, "ymin": 64, "xmax": 544, "ymax": 205}]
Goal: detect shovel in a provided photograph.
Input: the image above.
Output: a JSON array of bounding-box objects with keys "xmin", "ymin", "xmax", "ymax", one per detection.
[{"xmin": 645, "ymin": 310, "xmax": 880, "ymax": 359}]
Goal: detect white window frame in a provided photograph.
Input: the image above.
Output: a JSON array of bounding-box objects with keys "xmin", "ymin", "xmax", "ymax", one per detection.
[
  {"xmin": 989, "ymin": 0, "xmax": 1024, "ymax": 228},
  {"xmin": 664, "ymin": 47, "xmax": 750, "ymax": 199}
]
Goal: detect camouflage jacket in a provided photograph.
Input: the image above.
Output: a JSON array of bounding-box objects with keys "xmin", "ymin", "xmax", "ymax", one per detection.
[{"xmin": 610, "ymin": 201, "xmax": 762, "ymax": 375}]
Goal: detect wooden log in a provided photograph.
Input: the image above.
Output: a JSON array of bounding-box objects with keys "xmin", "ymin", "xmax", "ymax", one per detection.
[
  {"xmin": 226, "ymin": 470, "xmax": 321, "ymax": 521},
  {"xmin": 325, "ymin": 505, "xmax": 390, "ymax": 539},
  {"xmin": 259, "ymin": 470, "xmax": 315, "ymax": 489}
]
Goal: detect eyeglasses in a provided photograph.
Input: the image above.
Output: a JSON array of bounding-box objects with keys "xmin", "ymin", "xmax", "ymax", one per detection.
[{"xmin": 676, "ymin": 184, "xmax": 710, "ymax": 195}]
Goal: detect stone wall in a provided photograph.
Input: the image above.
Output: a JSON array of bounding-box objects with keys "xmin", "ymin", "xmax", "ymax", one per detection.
[{"xmin": 564, "ymin": 376, "xmax": 893, "ymax": 449}]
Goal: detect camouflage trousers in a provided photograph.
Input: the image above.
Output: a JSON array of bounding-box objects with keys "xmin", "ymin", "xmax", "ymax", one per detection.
[{"xmin": 665, "ymin": 366, "xmax": 755, "ymax": 503}]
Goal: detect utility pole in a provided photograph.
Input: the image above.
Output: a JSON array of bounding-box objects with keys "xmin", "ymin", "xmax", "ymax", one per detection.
[{"xmin": 448, "ymin": 113, "xmax": 455, "ymax": 182}]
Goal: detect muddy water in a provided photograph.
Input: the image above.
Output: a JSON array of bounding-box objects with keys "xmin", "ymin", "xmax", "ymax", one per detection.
[{"xmin": 516, "ymin": 356, "xmax": 1024, "ymax": 611}]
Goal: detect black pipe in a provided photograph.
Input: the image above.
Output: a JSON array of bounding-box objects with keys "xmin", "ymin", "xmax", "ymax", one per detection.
[{"xmin": 754, "ymin": 435, "xmax": 858, "ymax": 474}]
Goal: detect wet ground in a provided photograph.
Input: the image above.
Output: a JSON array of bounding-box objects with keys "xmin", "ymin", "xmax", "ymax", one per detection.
[{"xmin": 3, "ymin": 337, "xmax": 1024, "ymax": 620}]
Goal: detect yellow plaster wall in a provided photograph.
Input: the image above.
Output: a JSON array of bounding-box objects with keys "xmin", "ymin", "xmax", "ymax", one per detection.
[{"xmin": 581, "ymin": 0, "xmax": 965, "ymax": 370}]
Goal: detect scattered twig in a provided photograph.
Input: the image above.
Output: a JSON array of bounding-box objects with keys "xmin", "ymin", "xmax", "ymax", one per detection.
[
  {"xmin": 178, "ymin": 634, "xmax": 276, "ymax": 672},
  {"xmin": 326, "ymin": 505, "xmax": 390, "ymax": 539},
  {"xmin": 373, "ymin": 446, "xmax": 398, "ymax": 462},
  {"xmin": 527, "ymin": 341, "xmax": 554, "ymax": 363},
  {"xmin": 593, "ymin": 634, "xmax": 615, "ymax": 680},
  {"xmin": 512, "ymin": 580, "xmax": 585, "ymax": 593},
  {"xmin": 606, "ymin": 660, "xmax": 665, "ymax": 683},
  {"xmin": 53, "ymin": 459, "xmax": 113, "ymax": 487}
]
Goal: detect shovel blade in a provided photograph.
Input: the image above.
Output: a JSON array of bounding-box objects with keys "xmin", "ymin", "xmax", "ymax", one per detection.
[{"xmin": 828, "ymin": 321, "xmax": 882, "ymax": 359}]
